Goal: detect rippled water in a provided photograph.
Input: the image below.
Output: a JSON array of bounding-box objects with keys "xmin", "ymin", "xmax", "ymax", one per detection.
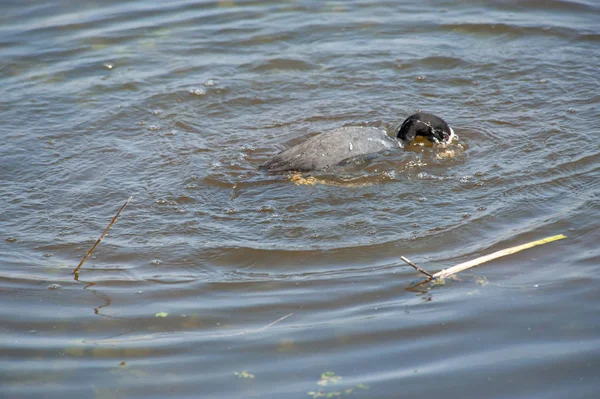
[{"xmin": 1, "ymin": 1, "xmax": 599, "ymax": 398}]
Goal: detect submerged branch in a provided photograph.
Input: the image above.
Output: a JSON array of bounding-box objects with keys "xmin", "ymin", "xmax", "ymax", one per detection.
[
  {"xmin": 405, "ymin": 234, "xmax": 567, "ymax": 285},
  {"xmin": 400, "ymin": 256, "xmax": 433, "ymax": 279},
  {"xmin": 433, "ymin": 234, "xmax": 567, "ymax": 279},
  {"xmin": 72, "ymin": 196, "xmax": 133, "ymax": 276},
  {"xmin": 256, "ymin": 313, "xmax": 294, "ymax": 332}
]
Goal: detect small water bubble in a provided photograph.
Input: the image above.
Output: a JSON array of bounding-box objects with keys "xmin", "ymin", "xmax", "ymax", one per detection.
[
  {"xmin": 417, "ymin": 197, "xmax": 426, "ymax": 202},
  {"xmin": 311, "ymin": 233, "xmax": 320, "ymax": 238},
  {"xmin": 152, "ymin": 109, "xmax": 162, "ymax": 115},
  {"xmin": 567, "ymin": 108, "xmax": 576, "ymax": 114},
  {"xmin": 156, "ymin": 198, "xmax": 169, "ymax": 205},
  {"xmin": 5, "ymin": 237, "xmax": 17, "ymax": 243},
  {"xmin": 43, "ymin": 253, "xmax": 53, "ymax": 258},
  {"xmin": 411, "ymin": 236, "xmax": 417, "ymax": 241},
  {"xmin": 224, "ymin": 208, "xmax": 237, "ymax": 215},
  {"xmin": 411, "ymin": 223, "xmax": 420, "ymax": 228},
  {"xmin": 165, "ymin": 129, "xmax": 177, "ymax": 136},
  {"xmin": 538, "ymin": 79, "xmax": 549, "ymax": 84},
  {"xmin": 416, "ymin": 76, "xmax": 426, "ymax": 81},
  {"xmin": 472, "ymin": 81, "xmax": 480, "ymax": 86},
  {"xmin": 383, "ymin": 170, "xmax": 396, "ymax": 179},
  {"xmin": 136, "ymin": 291, "xmax": 143, "ymax": 294},
  {"xmin": 137, "ymin": 121, "xmax": 146, "ymax": 126},
  {"xmin": 462, "ymin": 213, "xmax": 472, "ymax": 218},
  {"xmin": 459, "ymin": 176, "xmax": 472, "ymax": 183},
  {"xmin": 150, "ymin": 259, "xmax": 162, "ymax": 265},
  {"xmin": 190, "ymin": 88, "xmax": 207, "ymax": 96},
  {"xmin": 204, "ymin": 79, "xmax": 216, "ymax": 87},
  {"xmin": 48, "ymin": 284, "xmax": 60, "ymax": 290},
  {"xmin": 148, "ymin": 125, "xmax": 160, "ymax": 131},
  {"xmin": 103, "ymin": 63, "xmax": 113, "ymax": 70},
  {"xmin": 185, "ymin": 183, "xmax": 199, "ymax": 190},
  {"xmin": 477, "ymin": 206, "xmax": 487, "ymax": 211},
  {"xmin": 259, "ymin": 205, "xmax": 274, "ymax": 213},
  {"xmin": 417, "ymin": 172, "xmax": 445, "ymax": 181}
]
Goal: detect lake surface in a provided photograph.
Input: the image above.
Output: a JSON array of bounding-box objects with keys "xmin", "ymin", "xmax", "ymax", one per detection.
[{"xmin": 1, "ymin": 0, "xmax": 599, "ymax": 398}]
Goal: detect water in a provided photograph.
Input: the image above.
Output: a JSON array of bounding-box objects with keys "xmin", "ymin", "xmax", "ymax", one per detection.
[{"xmin": 1, "ymin": 0, "xmax": 599, "ymax": 398}]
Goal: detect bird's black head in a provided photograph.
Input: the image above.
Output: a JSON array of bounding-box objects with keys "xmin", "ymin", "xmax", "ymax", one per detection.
[{"xmin": 396, "ymin": 113, "xmax": 454, "ymax": 145}]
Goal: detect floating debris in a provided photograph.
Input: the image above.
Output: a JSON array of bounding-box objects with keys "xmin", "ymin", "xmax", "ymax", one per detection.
[
  {"xmin": 402, "ymin": 234, "xmax": 567, "ymax": 287},
  {"xmin": 190, "ymin": 88, "xmax": 207, "ymax": 96},
  {"xmin": 308, "ymin": 372, "xmax": 369, "ymax": 398},
  {"xmin": 234, "ymin": 371, "xmax": 255, "ymax": 379},
  {"xmin": 318, "ymin": 372, "xmax": 342, "ymax": 386}
]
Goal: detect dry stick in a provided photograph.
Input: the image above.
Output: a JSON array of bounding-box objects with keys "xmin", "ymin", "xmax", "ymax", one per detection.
[
  {"xmin": 72, "ymin": 196, "xmax": 133, "ymax": 275},
  {"xmin": 433, "ymin": 234, "xmax": 567, "ymax": 280},
  {"xmin": 87, "ymin": 312, "xmax": 296, "ymax": 344},
  {"xmin": 256, "ymin": 312, "xmax": 294, "ymax": 332},
  {"xmin": 400, "ymin": 256, "xmax": 433, "ymax": 279},
  {"xmin": 84, "ymin": 314, "xmax": 297, "ymax": 344}
]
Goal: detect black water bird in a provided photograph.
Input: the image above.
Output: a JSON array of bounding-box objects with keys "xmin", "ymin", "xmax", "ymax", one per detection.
[{"xmin": 259, "ymin": 112, "xmax": 455, "ymax": 172}]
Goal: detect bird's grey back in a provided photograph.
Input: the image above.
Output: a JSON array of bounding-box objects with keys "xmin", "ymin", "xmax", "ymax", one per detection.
[{"xmin": 260, "ymin": 126, "xmax": 399, "ymax": 172}]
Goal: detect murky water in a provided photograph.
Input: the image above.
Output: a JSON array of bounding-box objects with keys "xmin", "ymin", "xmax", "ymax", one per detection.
[{"xmin": 1, "ymin": 1, "xmax": 599, "ymax": 398}]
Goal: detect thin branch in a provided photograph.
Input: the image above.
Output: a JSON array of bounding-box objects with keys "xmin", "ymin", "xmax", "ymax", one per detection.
[
  {"xmin": 433, "ymin": 234, "xmax": 567, "ymax": 279},
  {"xmin": 400, "ymin": 256, "xmax": 433, "ymax": 279},
  {"xmin": 72, "ymin": 196, "xmax": 133, "ymax": 276},
  {"xmin": 256, "ymin": 313, "xmax": 294, "ymax": 332}
]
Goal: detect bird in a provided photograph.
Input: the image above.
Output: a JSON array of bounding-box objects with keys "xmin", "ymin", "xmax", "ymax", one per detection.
[{"xmin": 259, "ymin": 112, "xmax": 455, "ymax": 172}]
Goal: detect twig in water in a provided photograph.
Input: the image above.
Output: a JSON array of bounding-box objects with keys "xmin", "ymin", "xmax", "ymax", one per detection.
[
  {"xmin": 433, "ymin": 234, "xmax": 567, "ymax": 279},
  {"xmin": 256, "ymin": 313, "xmax": 294, "ymax": 332},
  {"xmin": 72, "ymin": 196, "xmax": 133, "ymax": 276},
  {"xmin": 400, "ymin": 256, "xmax": 433, "ymax": 279},
  {"xmin": 404, "ymin": 234, "xmax": 568, "ymax": 289},
  {"xmin": 84, "ymin": 313, "xmax": 296, "ymax": 344}
]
